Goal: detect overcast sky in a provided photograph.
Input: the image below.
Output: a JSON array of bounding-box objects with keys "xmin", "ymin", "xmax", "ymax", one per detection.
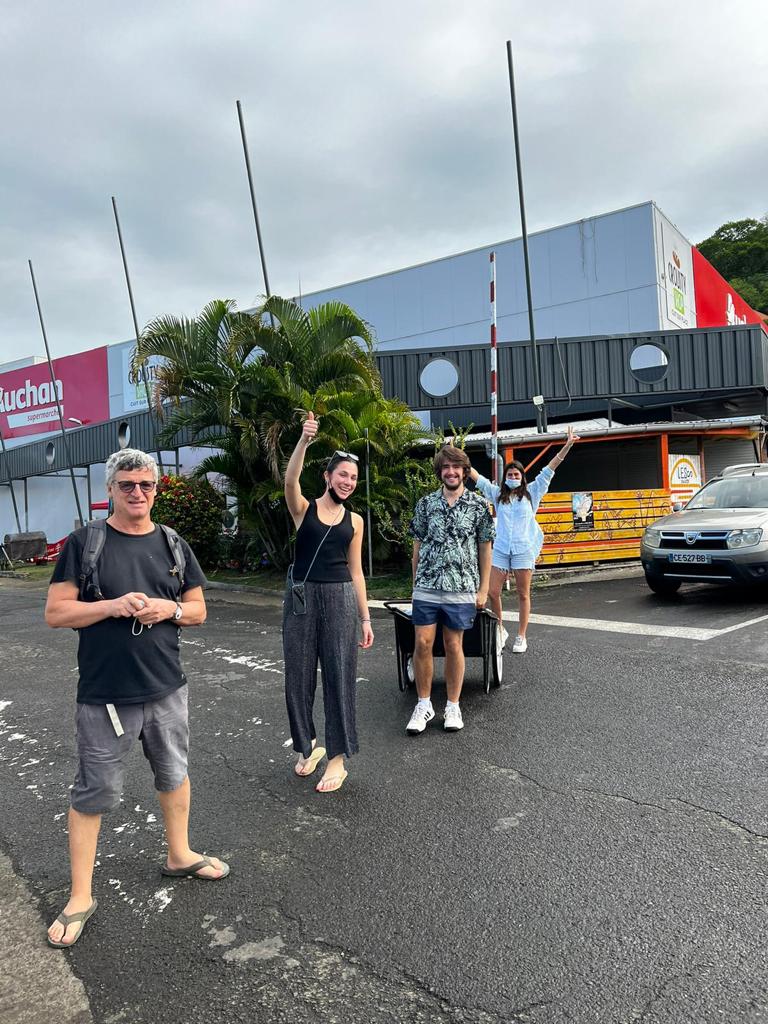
[{"xmin": 1, "ymin": 0, "xmax": 766, "ymax": 365}]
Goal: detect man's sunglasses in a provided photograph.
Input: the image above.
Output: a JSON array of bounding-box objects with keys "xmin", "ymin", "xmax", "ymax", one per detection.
[
  {"xmin": 114, "ymin": 480, "xmax": 157, "ymax": 494},
  {"xmin": 331, "ymin": 450, "xmax": 359, "ymax": 463}
]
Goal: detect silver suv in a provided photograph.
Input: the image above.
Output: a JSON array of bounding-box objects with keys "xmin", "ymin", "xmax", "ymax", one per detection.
[{"xmin": 640, "ymin": 463, "xmax": 768, "ymax": 595}]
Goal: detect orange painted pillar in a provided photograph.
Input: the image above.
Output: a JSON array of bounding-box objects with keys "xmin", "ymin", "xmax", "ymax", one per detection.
[
  {"xmin": 660, "ymin": 433, "xmax": 670, "ymax": 491},
  {"xmin": 503, "ymin": 446, "xmax": 514, "ymax": 467}
]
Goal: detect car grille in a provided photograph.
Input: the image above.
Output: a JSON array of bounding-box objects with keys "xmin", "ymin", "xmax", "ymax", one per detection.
[
  {"xmin": 659, "ymin": 531, "xmax": 730, "ymax": 551},
  {"xmin": 664, "ymin": 563, "xmax": 734, "ymax": 579}
]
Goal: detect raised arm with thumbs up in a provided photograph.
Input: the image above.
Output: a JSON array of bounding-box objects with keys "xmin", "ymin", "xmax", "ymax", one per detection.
[
  {"xmin": 285, "ymin": 410, "xmax": 318, "ymax": 525},
  {"xmin": 301, "ymin": 410, "xmax": 319, "ymax": 446}
]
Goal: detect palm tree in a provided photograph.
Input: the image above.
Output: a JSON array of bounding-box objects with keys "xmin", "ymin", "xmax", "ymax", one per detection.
[
  {"xmin": 134, "ymin": 294, "xmax": 403, "ymax": 569},
  {"xmin": 135, "ymin": 295, "xmax": 377, "ymax": 477}
]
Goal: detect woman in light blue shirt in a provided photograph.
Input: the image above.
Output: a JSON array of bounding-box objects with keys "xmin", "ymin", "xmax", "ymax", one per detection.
[{"xmin": 469, "ymin": 427, "xmax": 578, "ymax": 653}]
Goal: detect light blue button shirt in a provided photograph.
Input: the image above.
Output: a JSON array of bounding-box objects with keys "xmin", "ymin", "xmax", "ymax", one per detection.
[{"xmin": 475, "ymin": 466, "xmax": 555, "ymax": 556}]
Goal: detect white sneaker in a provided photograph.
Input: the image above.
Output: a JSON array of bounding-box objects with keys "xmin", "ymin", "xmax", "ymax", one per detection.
[
  {"xmin": 512, "ymin": 635, "xmax": 527, "ymax": 653},
  {"xmin": 443, "ymin": 704, "xmax": 464, "ymax": 731},
  {"xmin": 406, "ymin": 703, "xmax": 435, "ymax": 735},
  {"xmin": 498, "ymin": 625, "xmax": 509, "ymax": 649}
]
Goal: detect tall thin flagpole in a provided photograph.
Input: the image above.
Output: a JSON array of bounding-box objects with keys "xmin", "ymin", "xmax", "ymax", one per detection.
[
  {"xmin": 111, "ymin": 196, "xmax": 164, "ymax": 470},
  {"xmin": 0, "ymin": 428, "xmax": 22, "ymax": 533},
  {"xmin": 489, "ymin": 252, "xmax": 498, "ymax": 482},
  {"xmin": 236, "ymin": 100, "xmax": 274, "ymax": 318},
  {"xmin": 28, "ymin": 260, "xmax": 85, "ymax": 525},
  {"xmin": 364, "ymin": 428, "xmax": 373, "ymax": 577},
  {"xmin": 506, "ymin": 40, "xmax": 547, "ymax": 434}
]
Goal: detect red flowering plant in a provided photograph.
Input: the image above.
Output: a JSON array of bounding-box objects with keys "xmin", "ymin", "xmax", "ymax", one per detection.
[{"xmin": 152, "ymin": 474, "xmax": 226, "ymax": 569}]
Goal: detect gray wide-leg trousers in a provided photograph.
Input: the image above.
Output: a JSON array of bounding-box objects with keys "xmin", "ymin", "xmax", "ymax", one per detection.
[{"xmin": 282, "ymin": 580, "xmax": 360, "ymax": 760}]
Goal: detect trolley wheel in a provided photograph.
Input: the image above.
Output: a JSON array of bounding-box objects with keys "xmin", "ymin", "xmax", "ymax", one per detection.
[
  {"xmin": 491, "ymin": 625, "xmax": 503, "ymax": 688},
  {"xmin": 406, "ymin": 655, "xmax": 415, "ymax": 686}
]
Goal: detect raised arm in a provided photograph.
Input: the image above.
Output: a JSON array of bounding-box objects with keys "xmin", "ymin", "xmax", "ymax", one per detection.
[
  {"xmin": 547, "ymin": 425, "xmax": 580, "ymax": 471},
  {"xmin": 284, "ymin": 411, "xmax": 318, "ymax": 525}
]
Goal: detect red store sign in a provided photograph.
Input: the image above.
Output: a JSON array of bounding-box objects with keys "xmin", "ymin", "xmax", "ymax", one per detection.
[
  {"xmin": 691, "ymin": 247, "xmax": 763, "ymax": 330},
  {"xmin": 0, "ymin": 346, "xmax": 110, "ymax": 440}
]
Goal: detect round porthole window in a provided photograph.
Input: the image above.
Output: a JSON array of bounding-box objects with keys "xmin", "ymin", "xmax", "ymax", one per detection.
[
  {"xmin": 419, "ymin": 358, "xmax": 459, "ymax": 398},
  {"xmin": 118, "ymin": 422, "xmax": 131, "ymax": 448},
  {"xmin": 45, "ymin": 442, "xmax": 55, "ymax": 466},
  {"xmin": 629, "ymin": 344, "xmax": 669, "ymax": 384}
]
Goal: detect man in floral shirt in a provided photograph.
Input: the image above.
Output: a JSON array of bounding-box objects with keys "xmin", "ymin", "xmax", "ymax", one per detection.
[{"xmin": 407, "ymin": 445, "xmax": 494, "ymax": 734}]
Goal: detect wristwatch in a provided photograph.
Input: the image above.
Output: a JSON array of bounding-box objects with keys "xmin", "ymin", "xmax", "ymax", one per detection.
[{"xmin": 173, "ymin": 602, "xmax": 183, "ymax": 621}]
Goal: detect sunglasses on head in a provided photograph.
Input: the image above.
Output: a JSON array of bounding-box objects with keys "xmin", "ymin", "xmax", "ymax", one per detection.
[
  {"xmin": 115, "ymin": 480, "xmax": 156, "ymax": 494},
  {"xmin": 330, "ymin": 450, "xmax": 359, "ymax": 463}
]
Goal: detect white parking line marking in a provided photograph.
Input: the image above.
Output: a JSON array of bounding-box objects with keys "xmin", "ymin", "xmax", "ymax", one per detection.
[
  {"xmin": 370, "ymin": 599, "xmax": 768, "ymax": 642},
  {"xmin": 502, "ymin": 611, "xmax": 716, "ymax": 641},
  {"xmin": 709, "ymin": 611, "xmax": 768, "ymax": 637}
]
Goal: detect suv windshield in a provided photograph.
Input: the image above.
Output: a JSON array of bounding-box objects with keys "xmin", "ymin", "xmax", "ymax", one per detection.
[{"xmin": 687, "ymin": 475, "xmax": 768, "ymax": 510}]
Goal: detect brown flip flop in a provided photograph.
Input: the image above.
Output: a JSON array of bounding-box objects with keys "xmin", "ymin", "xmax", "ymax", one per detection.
[
  {"xmin": 47, "ymin": 899, "xmax": 98, "ymax": 948},
  {"xmin": 161, "ymin": 855, "xmax": 230, "ymax": 880}
]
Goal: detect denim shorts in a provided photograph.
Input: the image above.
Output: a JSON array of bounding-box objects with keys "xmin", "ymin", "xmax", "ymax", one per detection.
[
  {"xmin": 71, "ymin": 686, "xmax": 189, "ymax": 814},
  {"xmin": 411, "ymin": 599, "xmax": 476, "ymax": 632},
  {"xmin": 492, "ymin": 549, "xmax": 536, "ymax": 572}
]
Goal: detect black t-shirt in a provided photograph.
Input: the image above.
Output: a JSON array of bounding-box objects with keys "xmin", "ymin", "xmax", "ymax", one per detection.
[{"xmin": 50, "ymin": 523, "xmax": 207, "ymax": 705}]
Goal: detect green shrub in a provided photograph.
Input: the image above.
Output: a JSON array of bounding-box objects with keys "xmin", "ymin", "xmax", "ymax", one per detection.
[{"xmin": 153, "ymin": 474, "xmax": 225, "ymax": 569}]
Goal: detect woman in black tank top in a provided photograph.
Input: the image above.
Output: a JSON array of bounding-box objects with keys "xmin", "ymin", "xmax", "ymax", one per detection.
[{"xmin": 281, "ymin": 411, "xmax": 373, "ymax": 794}]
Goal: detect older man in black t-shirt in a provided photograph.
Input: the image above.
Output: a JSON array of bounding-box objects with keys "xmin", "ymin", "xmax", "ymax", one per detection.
[{"xmin": 44, "ymin": 449, "xmax": 229, "ymax": 948}]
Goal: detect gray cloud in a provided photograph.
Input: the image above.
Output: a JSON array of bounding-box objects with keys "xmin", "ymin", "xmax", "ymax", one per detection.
[{"xmin": 1, "ymin": 0, "xmax": 766, "ymax": 363}]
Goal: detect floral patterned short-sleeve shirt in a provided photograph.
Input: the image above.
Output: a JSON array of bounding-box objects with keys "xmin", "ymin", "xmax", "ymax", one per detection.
[{"xmin": 410, "ymin": 487, "xmax": 495, "ymax": 593}]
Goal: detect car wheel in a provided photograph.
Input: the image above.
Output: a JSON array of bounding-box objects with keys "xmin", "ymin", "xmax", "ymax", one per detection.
[{"xmin": 644, "ymin": 573, "xmax": 682, "ymax": 597}]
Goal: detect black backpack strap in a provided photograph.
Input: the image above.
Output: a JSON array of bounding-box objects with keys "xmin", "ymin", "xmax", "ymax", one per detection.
[
  {"xmin": 79, "ymin": 520, "xmax": 107, "ymax": 601},
  {"xmin": 159, "ymin": 524, "xmax": 187, "ymax": 592}
]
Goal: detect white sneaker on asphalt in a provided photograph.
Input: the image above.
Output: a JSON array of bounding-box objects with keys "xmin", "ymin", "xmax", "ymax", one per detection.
[
  {"xmin": 498, "ymin": 625, "xmax": 509, "ymax": 649},
  {"xmin": 443, "ymin": 704, "xmax": 464, "ymax": 731},
  {"xmin": 406, "ymin": 704, "xmax": 435, "ymax": 735},
  {"xmin": 512, "ymin": 635, "xmax": 527, "ymax": 653}
]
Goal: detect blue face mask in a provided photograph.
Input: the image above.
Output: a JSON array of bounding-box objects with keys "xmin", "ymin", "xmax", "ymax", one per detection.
[{"xmin": 505, "ymin": 477, "xmax": 521, "ymax": 489}]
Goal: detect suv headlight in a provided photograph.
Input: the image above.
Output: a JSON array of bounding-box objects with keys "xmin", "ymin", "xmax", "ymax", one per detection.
[
  {"xmin": 727, "ymin": 528, "xmax": 763, "ymax": 548},
  {"xmin": 644, "ymin": 529, "xmax": 662, "ymax": 548}
]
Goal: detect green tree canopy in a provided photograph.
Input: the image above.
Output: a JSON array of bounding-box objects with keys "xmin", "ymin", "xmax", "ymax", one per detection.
[{"xmin": 698, "ymin": 216, "xmax": 768, "ymax": 312}]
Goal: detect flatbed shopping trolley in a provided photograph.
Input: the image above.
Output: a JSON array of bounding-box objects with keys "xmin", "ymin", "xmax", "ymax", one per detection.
[{"xmin": 383, "ymin": 601, "xmax": 503, "ymax": 695}]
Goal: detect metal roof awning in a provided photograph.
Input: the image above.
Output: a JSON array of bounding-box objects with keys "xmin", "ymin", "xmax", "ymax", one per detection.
[{"xmin": 460, "ymin": 415, "xmax": 767, "ymax": 450}]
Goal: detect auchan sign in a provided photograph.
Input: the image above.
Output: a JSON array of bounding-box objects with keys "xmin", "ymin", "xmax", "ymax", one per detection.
[
  {"xmin": 691, "ymin": 248, "xmax": 763, "ymax": 330},
  {"xmin": 0, "ymin": 346, "xmax": 109, "ymax": 439}
]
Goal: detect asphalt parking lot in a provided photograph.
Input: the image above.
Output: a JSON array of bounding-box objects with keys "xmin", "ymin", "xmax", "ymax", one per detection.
[{"xmin": 1, "ymin": 574, "xmax": 767, "ymax": 1024}]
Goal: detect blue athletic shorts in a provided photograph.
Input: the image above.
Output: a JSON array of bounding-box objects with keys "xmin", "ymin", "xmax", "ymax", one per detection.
[{"xmin": 411, "ymin": 599, "xmax": 476, "ymax": 632}]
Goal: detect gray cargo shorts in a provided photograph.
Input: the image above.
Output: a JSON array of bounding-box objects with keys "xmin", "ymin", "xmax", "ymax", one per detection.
[{"xmin": 71, "ymin": 685, "xmax": 189, "ymax": 814}]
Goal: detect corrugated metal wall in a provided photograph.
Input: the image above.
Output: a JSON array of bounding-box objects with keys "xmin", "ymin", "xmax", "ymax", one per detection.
[
  {"xmin": 702, "ymin": 437, "xmax": 760, "ymax": 479},
  {"xmin": 1, "ymin": 408, "xmax": 194, "ymax": 480},
  {"xmin": 375, "ymin": 325, "xmax": 768, "ymax": 416}
]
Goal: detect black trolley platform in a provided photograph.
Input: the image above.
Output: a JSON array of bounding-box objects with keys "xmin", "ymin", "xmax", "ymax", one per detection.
[{"xmin": 383, "ymin": 601, "xmax": 503, "ymax": 695}]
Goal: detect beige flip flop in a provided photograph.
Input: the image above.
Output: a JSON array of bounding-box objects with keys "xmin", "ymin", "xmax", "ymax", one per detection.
[
  {"xmin": 316, "ymin": 769, "xmax": 348, "ymax": 793},
  {"xmin": 47, "ymin": 899, "xmax": 98, "ymax": 948},
  {"xmin": 295, "ymin": 745, "xmax": 326, "ymax": 776}
]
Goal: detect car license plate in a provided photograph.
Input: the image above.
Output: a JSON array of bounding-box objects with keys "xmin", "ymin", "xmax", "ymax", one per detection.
[{"xmin": 669, "ymin": 553, "xmax": 711, "ymax": 564}]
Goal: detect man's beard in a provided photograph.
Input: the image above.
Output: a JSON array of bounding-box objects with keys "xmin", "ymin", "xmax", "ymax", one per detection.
[
  {"xmin": 442, "ymin": 478, "xmax": 463, "ymax": 492},
  {"xmin": 327, "ymin": 485, "xmax": 345, "ymax": 504}
]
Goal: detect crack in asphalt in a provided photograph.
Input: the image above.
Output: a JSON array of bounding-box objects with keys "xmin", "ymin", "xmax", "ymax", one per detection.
[
  {"xmin": 622, "ymin": 967, "xmax": 705, "ymax": 1023},
  {"xmin": 478, "ymin": 759, "xmax": 768, "ymax": 848},
  {"xmin": 225, "ymin": 897, "xmax": 546, "ymax": 1023}
]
